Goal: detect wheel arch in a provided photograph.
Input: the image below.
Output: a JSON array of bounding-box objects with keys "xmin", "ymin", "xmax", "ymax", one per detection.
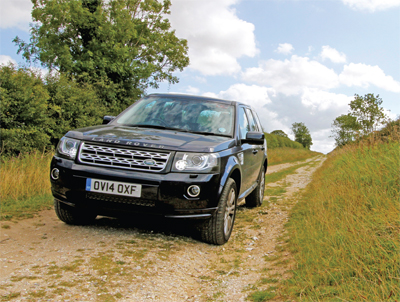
[{"xmin": 218, "ymin": 155, "xmax": 242, "ymax": 197}]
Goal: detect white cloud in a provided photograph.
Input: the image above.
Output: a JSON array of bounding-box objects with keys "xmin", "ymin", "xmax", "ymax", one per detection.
[
  {"xmin": 0, "ymin": 0, "xmax": 32, "ymax": 31},
  {"xmin": 339, "ymin": 63, "xmax": 400, "ymax": 92},
  {"xmin": 169, "ymin": 0, "xmax": 258, "ymax": 76},
  {"xmin": 186, "ymin": 86, "xmax": 200, "ymax": 95},
  {"xmin": 342, "ymin": 0, "xmax": 400, "ymax": 12},
  {"xmin": 242, "ymin": 55, "xmax": 340, "ymax": 95},
  {"xmin": 311, "ymin": 129, "xmax": 336, "ymax": 154},
  {"xmin": 210, "ymin": 83, "xmax": 273, "ymax": 106},
  {"xmin": 275, "ymin": 43, "xmax": 294, "ymax": 55},
  {"xmin": 301, "ymin": 88, "xmax": 352, "ymax": 114},
  {"xmin": 0, "ymin": 55, "xmax": 17, "ymax": 65},
  {"xmin": 320, "ymin": 45, "xmax": 347, "ymax": 63}
]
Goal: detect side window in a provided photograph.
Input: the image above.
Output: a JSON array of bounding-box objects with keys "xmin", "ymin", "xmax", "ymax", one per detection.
[
  {"xmin": 245, "ymin": 108, "xmax": 258, "ymax": 131},
  {"xmin": 238, "ymin": 108, "xmax": 250, "ymax": 140},
  {"xmin": 252, "ymin": 110, "xmax": 263, "ymax": 132}
]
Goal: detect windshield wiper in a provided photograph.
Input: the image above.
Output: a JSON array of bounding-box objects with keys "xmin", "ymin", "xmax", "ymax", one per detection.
[
  {"xmin": 126, "ymin": 124, "xmax": 188, "ymax": 132},
  {"xmin": 188, "ymin": 131, "xmax": 231, "ymax": 137},
  {"xmin": 126, "ymin": 124, "xmax": 172, "ymax": 130}
]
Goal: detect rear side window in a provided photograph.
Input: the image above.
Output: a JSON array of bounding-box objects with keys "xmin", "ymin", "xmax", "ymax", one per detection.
[
  {"xmin": 245, "ymin": 108, "xmax": 258, "ymax": 132},
  {"xmin": 251, "ymin": 110, "xmax": 263, "ymax": 132}
]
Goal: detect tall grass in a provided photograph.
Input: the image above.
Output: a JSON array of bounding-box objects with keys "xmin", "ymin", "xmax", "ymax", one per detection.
[
  {"xmin": 283, "ymin": 133, "xmax": 400, "ymax": 300},
  {"xmin": 268, "ymin": 147, "xmax": 320, "ymax": 166},
  {"xmin": 0, "ymin": 151, "xmax": 53, "ymax": 219}
]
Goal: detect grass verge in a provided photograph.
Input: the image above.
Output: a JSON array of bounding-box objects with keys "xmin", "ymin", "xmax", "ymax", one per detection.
[
  {"xmin": 0, "ymin": 151, "xmax": 53, "ymax": 220},
  {"xmin": 281, "ymin": 139, "xmax": 400, "ymax": 301}
]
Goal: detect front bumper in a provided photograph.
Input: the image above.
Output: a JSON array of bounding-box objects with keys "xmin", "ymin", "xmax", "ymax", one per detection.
[{"xmin": 50, "ymin": 156, "xmax": 220, "ymax": 219}]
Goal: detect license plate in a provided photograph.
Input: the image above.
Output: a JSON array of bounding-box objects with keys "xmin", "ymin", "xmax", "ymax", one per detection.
[{"xmin": 86, "ymin": 178, "xmax": 141, "ymax": 198}]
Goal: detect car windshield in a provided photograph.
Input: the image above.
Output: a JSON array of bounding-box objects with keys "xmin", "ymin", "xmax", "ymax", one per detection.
[{"xmin": 115, "ymin": 96, "xmax": 235, "ymax": 137}]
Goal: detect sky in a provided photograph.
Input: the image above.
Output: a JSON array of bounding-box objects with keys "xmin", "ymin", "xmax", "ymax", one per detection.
[{"xmin": 1, "ymin": 0, "xmax": 399, "ymax": 153}]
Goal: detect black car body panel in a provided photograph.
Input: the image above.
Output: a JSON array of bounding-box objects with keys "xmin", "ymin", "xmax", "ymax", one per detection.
[{"xmin": 50, "ymin": 93, "xmax": 268, "ymax": 221}]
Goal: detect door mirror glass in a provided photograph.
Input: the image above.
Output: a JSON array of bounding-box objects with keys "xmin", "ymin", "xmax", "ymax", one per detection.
[{"xmin": 102, "ymin": 116, "xmax": 116, "ymax": 125}]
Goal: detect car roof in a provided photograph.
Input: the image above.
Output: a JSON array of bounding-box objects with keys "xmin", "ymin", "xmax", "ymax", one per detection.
[{"xmin": 146, "ymin": 93, "xmax": 249, "ymax": 107}]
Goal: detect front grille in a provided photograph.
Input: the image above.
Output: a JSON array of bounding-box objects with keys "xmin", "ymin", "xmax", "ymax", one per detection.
[
  {"xmin": 86, "ymin": 192, "xmax": 156, "ymax": 207},
  {"xmin": 79, "ymin": 143, "xmax": 170, "ymax": 172}
]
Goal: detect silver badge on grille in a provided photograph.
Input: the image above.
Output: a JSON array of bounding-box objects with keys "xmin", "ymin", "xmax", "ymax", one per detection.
[{"xmin": 144, "ymin": 159, "xmax": 156, "ymax": 166}]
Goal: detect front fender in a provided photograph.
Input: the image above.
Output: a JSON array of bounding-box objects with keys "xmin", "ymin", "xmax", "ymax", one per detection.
[{"xmin": 218, "ymin": 155, "xmax": 242, "ymax": 197}]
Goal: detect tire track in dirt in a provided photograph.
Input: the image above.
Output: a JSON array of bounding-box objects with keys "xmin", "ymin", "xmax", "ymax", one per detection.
[{"xmin": 0, "ymin": 155, "xmax": 326, "ymax": 301}]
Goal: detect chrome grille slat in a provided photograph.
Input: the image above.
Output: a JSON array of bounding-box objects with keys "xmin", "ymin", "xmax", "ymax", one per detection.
[{"xmin": 79, "ymin": 143, "xmax": 170, "ymax": 172}]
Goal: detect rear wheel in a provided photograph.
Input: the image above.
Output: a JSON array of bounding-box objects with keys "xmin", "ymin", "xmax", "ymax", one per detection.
[
  {"xmin": 246, "ymin": 167, "xmax": 265, "ymax": 208},
  {"xmin": 199, "ymin": 178, "xmax": 237, "ymax": 245},
  {"xmin": 54, "ymin": 199, "xmax": 97, "ymax": 225}
]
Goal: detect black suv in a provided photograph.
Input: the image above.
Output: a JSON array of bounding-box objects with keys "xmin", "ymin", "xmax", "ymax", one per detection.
[{"xmin": 50, "ymin": 94, "xmax": 267, "ymax": 244}]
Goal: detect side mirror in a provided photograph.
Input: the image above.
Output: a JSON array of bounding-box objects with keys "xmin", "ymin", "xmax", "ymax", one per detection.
[
  {"xmin": 243, "ymin": 131, "xmax": 265, "ymax": 145},
  {"xmin": 102, "ymin": 116, "xmax": 116, "ymax": 125}
]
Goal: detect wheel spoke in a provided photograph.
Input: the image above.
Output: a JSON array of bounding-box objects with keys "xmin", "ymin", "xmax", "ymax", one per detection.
[
  {"xmin": 224, "ymin": 188, "xmax": 236, "ymax": 235},
  {"xmin": 259, "ymin": 174, "xmax": 265, "ymax": 199}
]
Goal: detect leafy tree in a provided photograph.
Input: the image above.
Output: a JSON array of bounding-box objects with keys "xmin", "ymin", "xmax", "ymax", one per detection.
[
  {"xmin": 44, "ymin": 72, "xmax": 107, "ymax": 145},
  {"xmin": 14, "ymin": 0, "xmax": 189, "ymax": 109},
  {"xmin": 349, "ymin": 93, "xmax": 387, "ymax": 135},
  {"xmin": 330, "ymin": 94, "xmax": 389, "ymax": 147},
  {"xmin": 331, "ymin": 114, "xmax": 360, "ymax": 147},
  {"xmin": 0, "ymin": 64, "xmax": 53, "ymax": 154},
  {"xmin": 271, "ymin": 130, "xmax": 288, "ymax": 138},
  {"xmin": 0, "ymin": 64, "xmax": 110, "ymax": 154},
  {"xmin": 291, "ymin": 122, "xmax": 312, "ymax": 149}
]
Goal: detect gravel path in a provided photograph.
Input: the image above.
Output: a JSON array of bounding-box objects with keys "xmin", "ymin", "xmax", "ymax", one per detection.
[{"xmin": 0, "ymin": 156, "xmax": 325, "ymax": 302}]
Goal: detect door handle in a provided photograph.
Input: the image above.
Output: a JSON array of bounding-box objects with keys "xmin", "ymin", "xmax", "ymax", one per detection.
[{"xmin": 252, "ymin": 149, "xmax": 258, "ymax": 154}]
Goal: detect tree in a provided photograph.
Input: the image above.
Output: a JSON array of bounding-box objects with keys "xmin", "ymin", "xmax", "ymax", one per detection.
[
  {"xmin": 331, "ymin": 114, "xmax": 360, "ymax": 147},
  {"xmin": 0, "ymin": 64, "xmax": 53, "ymax": 154},
  {"xmin": 14, "ymin": 0, "xmax": 189, "ymax": 109},
  {"xmin": 291, "ymin": 122, "xmax": 312, "ymax": 149},
  {"xmin": 330, "ymin": 94, "xmax": 389, "ymax": 147},
  {"xmin": 271, "ymin": 130, "xmax": 288, "ymax": 138},
  {"xmin": 349, "ymin": 94, "xmax": 387, "ymax": 136}
]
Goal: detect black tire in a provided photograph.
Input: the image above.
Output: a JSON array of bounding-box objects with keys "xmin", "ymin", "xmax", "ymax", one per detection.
[
  {"xmin": 199, "ymin": 178, "xmax": 237, "ymax": 245},
  {"xmin": 54, "ymin": 199, "xmax": 97, "ymax": 225},
  {"xmin": 246, "ymin": 167, "xmax": 265, "ymax": 208}
]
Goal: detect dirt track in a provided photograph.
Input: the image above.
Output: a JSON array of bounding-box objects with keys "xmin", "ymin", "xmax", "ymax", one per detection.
[{"xmin": 0, "ymin": 156, "xmax": 325, "ymax": 302}]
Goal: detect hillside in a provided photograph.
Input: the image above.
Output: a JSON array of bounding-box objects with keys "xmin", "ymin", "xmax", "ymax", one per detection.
[{"xmin": 273, "ymin": 121, "xmax": 400, "ymax": 301}]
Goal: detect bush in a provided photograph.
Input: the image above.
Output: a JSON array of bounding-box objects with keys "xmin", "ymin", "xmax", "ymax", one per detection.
[
  {"xmin": 44, "ymin": 73, "xmax": 107, "ymax": 145},
  {"xmin": 0, "ymin": 64, "xmax": 125, "ymax": 154},
  {"xmin": 0, "ymin": 64, "xmax": 54, "ymax": 155},
  {"xmin": 265, "ymin": 132, "xmax": 303, "ymax": 149}
]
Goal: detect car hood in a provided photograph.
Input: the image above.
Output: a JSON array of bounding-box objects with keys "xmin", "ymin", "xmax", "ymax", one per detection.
[{"xmin": 65, "ymin": 125, "xmax": 235, "ymax": 153}]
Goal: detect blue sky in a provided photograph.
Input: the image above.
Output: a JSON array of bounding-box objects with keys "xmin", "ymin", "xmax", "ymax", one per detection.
[{"xmin": 1, "ymin": 0, "xmax": 399, "ymax": 153}]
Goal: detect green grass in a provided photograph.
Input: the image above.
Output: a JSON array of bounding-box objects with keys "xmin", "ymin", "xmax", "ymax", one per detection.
[
  {"xmin": 268, "ymin": 147, "xmax": 320, "ymax": 166},
  {"xmin": 248, "ymin": 289, "xmax": 276, "ymax": 301},
  {"xmin": 0, "ymin": 151, "xmax": 53, "ymax": 220},
  {"xmin": 281, "ymin": 138, "xmax": 400, "ymax": 301}
]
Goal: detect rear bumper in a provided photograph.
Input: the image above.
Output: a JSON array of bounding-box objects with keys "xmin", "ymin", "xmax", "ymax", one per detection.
[{"xmin": 50, "ymin": 156, "xmax": 220, "ymax": 219}]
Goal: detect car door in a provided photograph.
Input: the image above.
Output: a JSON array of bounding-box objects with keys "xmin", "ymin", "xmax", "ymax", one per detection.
[
  {"xmin": 244, "ymin": 108, "xmax": 264, "ymax": 183},
  {"xmin": 237, "ymin": 107, "xmax": 256, "ymax": 194}
]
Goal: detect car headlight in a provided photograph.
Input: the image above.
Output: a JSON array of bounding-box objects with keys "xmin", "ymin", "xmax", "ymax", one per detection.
[
  {"xmin": 56, "ymin": 137, "xmax": 80, "ymax": 159},
  {"xmin": 172, "ymin": 152, "xmax": 220, "ymax": 173}
]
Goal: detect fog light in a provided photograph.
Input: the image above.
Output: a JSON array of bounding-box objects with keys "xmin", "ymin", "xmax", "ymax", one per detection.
[
  {"xmin": 51, "ymin": 168, "xmax": 60, "ymax": 180},
  {"xmin": 187, "ymin": 185, "xmax": 200, "ymax": 197}
]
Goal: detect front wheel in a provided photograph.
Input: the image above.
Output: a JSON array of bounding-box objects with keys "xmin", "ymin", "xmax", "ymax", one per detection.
[
  {"xmin": 54, "ymin": 199, "xmax": 97, "ymax": 225},
  {"xmin": 199, "ymin": 178, "xmax": 237, "ymax": 245},
  {"xmin": 246, "ymin": 167, "xmax": 265, "ymax": 208}
]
